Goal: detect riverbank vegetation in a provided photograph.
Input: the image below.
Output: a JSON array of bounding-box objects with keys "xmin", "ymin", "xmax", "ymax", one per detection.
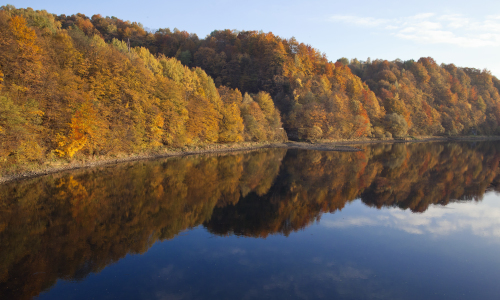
[{"xmin": 2, "ymin": 5, "xmax": 500, "ymax": 174}]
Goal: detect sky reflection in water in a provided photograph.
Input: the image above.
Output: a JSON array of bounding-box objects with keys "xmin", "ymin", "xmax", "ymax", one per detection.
[
  {"xmin": 38, "ymin": 196, "xmax": 500, "ymax": 300},
  {"xmin": 325, "ymin": 192, "xmax": 500, "ymax": 238},
  {"xmin": 1, "ymin": 142, "xmax": 500, "ymax": 299}
]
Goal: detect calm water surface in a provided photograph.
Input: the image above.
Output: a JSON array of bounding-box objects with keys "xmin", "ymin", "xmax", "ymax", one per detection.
[{"xmin": 1, "ymin": 142, "xmax": 500, "ymax": 299}]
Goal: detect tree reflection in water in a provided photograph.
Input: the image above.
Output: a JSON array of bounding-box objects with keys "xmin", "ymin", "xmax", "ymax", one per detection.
[{"xmin": 1, "ymin": 142, "xmax": 499, "ymax": 299}]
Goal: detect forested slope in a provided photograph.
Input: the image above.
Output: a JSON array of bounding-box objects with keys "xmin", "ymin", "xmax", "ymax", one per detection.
[
  {"xmin": 348, "ymin": 57, "xmax": 500, "ymax": 136},
  {"xmin": 1, "ymin": 5, "xmax": 500, "ymax": 171},
  {"xmin": 0, "ymin": 6, "xmax": 283, "ymax": 172},
  {"xmin": 54, "ymin": 10, "xmax": 500, "ymax": 140}
]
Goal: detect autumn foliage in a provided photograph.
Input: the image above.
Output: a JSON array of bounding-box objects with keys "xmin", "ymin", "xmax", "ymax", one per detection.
[
  {"xmin": 0, "ymin": 6, "xmax": 284, "ymax": 171},
  {"xmin": 3, "ymin": 5, "xmax": 500, "ymax": 171},
  {"xmin": 349, "ymin": 57, "xmax": 500, "ymax": 136}
]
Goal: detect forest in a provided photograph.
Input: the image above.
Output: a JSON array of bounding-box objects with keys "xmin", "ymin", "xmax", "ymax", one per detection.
[{"xmin": 2, "ymin": 5, "xmax": 500, "ymax": 170}]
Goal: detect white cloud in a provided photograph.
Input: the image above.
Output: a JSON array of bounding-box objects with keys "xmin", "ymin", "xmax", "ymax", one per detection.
[
  {"xmin": 329, "ymin": 13, "xmax": 500, "ymax": 47},
  {"xmin": 322, "ymin": 193, "xmax": 500, "ymax": 239}
]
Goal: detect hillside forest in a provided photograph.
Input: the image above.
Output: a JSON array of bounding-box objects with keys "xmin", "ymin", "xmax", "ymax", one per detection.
[{"xmin": 2, "ymin": 5, "xmax": 500, "ymax": 169}]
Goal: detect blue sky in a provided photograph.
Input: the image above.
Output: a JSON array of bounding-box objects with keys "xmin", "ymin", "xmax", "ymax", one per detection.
[{"xmin": 5, "ymin": 0, "xmax": 500, "ymax": 76}]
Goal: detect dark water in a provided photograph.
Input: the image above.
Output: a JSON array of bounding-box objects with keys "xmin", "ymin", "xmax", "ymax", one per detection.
[{"xmin": 2, "ymin": 142, "xmax": 500, "ymax": 300}]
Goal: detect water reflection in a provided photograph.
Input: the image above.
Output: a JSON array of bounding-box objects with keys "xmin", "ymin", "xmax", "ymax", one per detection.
[
  {"xmin": 207, "ymin": 142, "xmax": 500, "ymax": 237},
  {"xmin": 0, "ymin": 142, "xmax": 499, "ymax": 299},
  {"xmin": 325, "ymin": 193, "xmax": 500, "ymax": 238}
]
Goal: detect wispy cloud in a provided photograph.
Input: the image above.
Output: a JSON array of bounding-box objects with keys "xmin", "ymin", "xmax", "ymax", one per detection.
[
  {"xmin": 329, "ymin": 13, "xmax": 500, "ymax": 47},
  {"xmin": 322, "ymin": 193, "xmax": 500, "ymax": 239}
]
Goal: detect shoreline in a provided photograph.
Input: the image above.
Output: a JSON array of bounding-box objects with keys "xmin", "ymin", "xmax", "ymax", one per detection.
[{"xmin": 1, "ymin": 136, "xmax": 499, "ymax": 185}]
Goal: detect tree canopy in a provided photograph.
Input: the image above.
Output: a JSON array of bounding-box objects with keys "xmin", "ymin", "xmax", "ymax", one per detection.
[{"xmin": 2, "ymin": 5, "xmax": 500, "ymax": 171}]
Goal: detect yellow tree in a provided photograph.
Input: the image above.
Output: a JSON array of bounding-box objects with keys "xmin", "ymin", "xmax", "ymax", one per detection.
[
  {"xmin": 219, "ymin": 102, "xmax": 244, "ymax": 142},
  {"xmin": 7, "ymin": 15, "xmax": 42, "ymax": 92},
  {"xmin": 56, "ymin": 99, "xmax": 103, "ymax": 158}
]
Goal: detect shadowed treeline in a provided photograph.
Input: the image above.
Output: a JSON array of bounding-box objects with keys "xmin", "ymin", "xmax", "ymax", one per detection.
[{"xmin": 1, "ymin": 142, "xmax": 500, "ymax": 299}]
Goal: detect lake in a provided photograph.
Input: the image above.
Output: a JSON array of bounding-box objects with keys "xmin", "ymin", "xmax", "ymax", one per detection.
[{"xmin": 1, "ymin": 141, "xmax": 500, "ymax": 300}]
